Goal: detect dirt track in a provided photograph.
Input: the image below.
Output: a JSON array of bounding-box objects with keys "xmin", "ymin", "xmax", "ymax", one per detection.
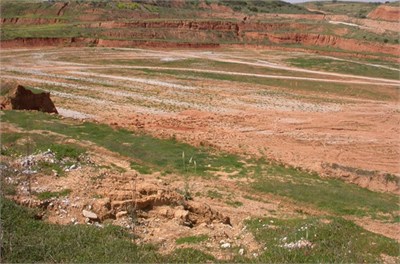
[{"xmin": 1, "ymin": 47, "xmax": 399, "ymax": 193}]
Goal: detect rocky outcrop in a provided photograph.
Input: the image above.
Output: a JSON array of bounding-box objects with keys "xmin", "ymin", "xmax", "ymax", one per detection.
[
  {"xmin": 0, "ymin": 83, "xmax": 58, "ymax": 114},
  {"xmin": 267, "ymin": 33, "xmax": 400, "ymax": 56},
  {"xmin": 0, "ymin": 37, "xmax": 71, "ymax": 48}
]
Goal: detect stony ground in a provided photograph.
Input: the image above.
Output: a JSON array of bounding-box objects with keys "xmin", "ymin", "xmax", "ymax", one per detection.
[
  {"xmin": 1, "ymin": 47, "xmax": 399, "ymax": 193},
  {"xmin": 1, "ymin": 46, "xmax": 399, "ymax": 261}
]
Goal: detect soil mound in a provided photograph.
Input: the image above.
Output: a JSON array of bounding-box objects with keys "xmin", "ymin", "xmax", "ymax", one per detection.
[
  {"xmin": 0, "ymin": 83, "xmax": 58, "ymax": 113},
  {"xmin": 368, "ymin": 5, "xmax": 400, "ymax": 21}
]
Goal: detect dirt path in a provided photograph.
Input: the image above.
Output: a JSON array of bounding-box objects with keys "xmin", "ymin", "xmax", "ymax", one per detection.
[{"xmin": 134, "ymin": 48, "xmax": 400, "ymax": 84}]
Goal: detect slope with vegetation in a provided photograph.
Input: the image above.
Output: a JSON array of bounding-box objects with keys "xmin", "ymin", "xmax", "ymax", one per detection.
[
  {"xmin": 1, "ymin": 110, "xmax": 399, "ymax": 262},
  {"xmin": 1, "ymin": 0, "xmax": 399, "ymax": 56}
]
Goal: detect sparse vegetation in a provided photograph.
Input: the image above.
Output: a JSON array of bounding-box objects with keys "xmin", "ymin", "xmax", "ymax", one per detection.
[
  {"xmin": 2, "ymin": 111, "xmax": 398, "ymax": 221},
  {"xmin": 286, "ymin": 57, "xmax": 400, "ymax": 80},
  {"xmin": 299, "ymin": 1, "xmax": 379, "ymax": 18},
  {"xmin": 176, "ymin": 235, "xmax": 208, "ymax": 245},
  {"xmin": 244, "ymin": 216, "xmax": 399, "ymax": 263},
  {"xmin": 1, "ymin": 0, "xmax": 399, "ymax": 261},
  {"xmin": 35, "ymin": 189, "xmax": 72, "ymax": 200}
]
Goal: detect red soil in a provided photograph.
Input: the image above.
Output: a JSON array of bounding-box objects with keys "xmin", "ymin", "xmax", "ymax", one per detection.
[{"xmin": 368, "ymin": 5, "xmax": 400, "ymax": 22}]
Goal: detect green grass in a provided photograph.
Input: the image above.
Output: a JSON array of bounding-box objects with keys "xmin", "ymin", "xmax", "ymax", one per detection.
[
  {"xmin": 135, "ymin": 68, "xmax": 395, "ymax": 101},
  {"xmin": 176, "ymin": 235, "xmax": 209, "ymax": 245},
  {"xmin": 130, "ymin": 161, "xmax": 152, "ymax": 174},
  {"xmin": 287, "ymin": 57, "xmax": 399, "ymax": 80},
  {"xmin": 1, "ymin": 111, "xmax": 244, "ymax": 177},
  {"xmin": 91, "ymin": 57, "xmax": 324, "ymax": 79},
  {"xmin": 2, "ymin": 110, "xmax": 399, "ymax": 221},
  {"xmin": 35, "ymin": 189, "xmax": 72, "ymax": 200},
  {"xmin": 220, "ymin": 0, "xmax": 312, "ymax": 14},
  {"xmin": 242, "ymin": 216, "xmax": 399, "ymax": 263},
  {"xmin": 251, "ymin": 163, "xmax": 399, "ymax": 219},
  {"xmin": 25, "ymin": 86, "xmax": 45, "ymax": 94},
  {"xmin": 299, "ymin": 1, "xmax": 379, "ymax": 18},
  {"xmin": 1, "ymin": 197, "xmax": 217, "ymax": 263},
  {"xmin": 1, "ymin": 23, "xmax": 100, "ymax": 40},
  {"xmin": 48, "ymin": 143, "xmax": 86, "ymax": 160},
  {"xmin": 225, "ymin": 200, "xmax": 243, "ymax": 208},
  {"xmin": 207, "ymin": 189, "xmax": 223, "ymax": 199},
  {"xmin": 0, "ymin": 197, "xmax": 158, "ymax": 263},
  {"xmin": 0, "ymin": 132, "xmax": 85, "ymax": 160}
]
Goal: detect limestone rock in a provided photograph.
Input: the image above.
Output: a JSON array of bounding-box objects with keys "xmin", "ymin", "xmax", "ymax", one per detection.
[{"xmin": 82, "ymin": 209, "xmax": 98, "ymax": 220}]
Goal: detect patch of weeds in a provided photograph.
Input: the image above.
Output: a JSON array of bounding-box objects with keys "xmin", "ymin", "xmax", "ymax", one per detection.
[
  {"xmin": 1, "ymin": 197, "xmax": 163, "ymax": 263},
  {"xmin": 90, "ymin": 172, "xmax": 107, "ymax": 183},
  {"xmin": 166, "ymin": 248, "xmax": 214, "ymax": 263},
  {"xmin": 130, "ymin": 161, "xmax": 152, "ymax": 174},
  {"xmin": 2, "ymin": 111, "xmax": 246, "ymax": 178},
  {"xmin": 286, "ymin": 56, "xmax": 399, "ymax": 80},
  {"xmin": 35, "ymin": 189, "xmax": 72, "ymax": 200},
  {"xmin": 161, "ymin": 169, "xmax": 173, "ymax": 176},
  {"xmin": 244, "ymin": 216, "xmax": 399, "ymax": 263},
  {"xmin": 243, "ymin": 194, "xmax": 257, "ymax": 201},
  {"xmin": 226, "ymin": 200, "xmax": 243, "ymax": 208},
  {"xmin": 1, "ymin": 132, "xmax": 24, "ymax": 144},
  {"xmin": 25, "ymin": 86, "xmax": 45, "ymax": 94},
  {"xmin": 3, "ymin": 111, "xmax": 398, "ymax": 220},
  {"xmin": 145, "ymin": 68, "xmax": 393, "ymax": 101},
  {"xmin": 35, "ymin": 160, "xmax": 64, "ymax": 176},
  {"xmin": 252, "ymin": 163, "xmax": 399, "ymax": 219},
  {"xmin": 207, "ymin": 189, "xmax": 223, "ymax": 199},
  {"xmin": 0, "ymin": 161, "xmax": 17, "ymax": 195},
  {"xmin": 176, "ymin": 235, "xmax": 208, "ymax": 245},
  {"xmin": 384, "ymin": 173, "xmax": 398, "ymax": 183},
  {"xmin": 110, "ymin": 163, "xmax": 127, "ymax": 173},
  {"xmin": 47, "ymin": 143, "xmax": 85, "ymax": 160}
]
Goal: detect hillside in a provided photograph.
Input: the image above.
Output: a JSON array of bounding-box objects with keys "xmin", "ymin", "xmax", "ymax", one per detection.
[
  {"xmin": 1, "ymin": 1, "xmax": 399, "ymax": 263},
  {"xmin": 1, "ymin": 0, "xmax": 399, "ymax": 57}
]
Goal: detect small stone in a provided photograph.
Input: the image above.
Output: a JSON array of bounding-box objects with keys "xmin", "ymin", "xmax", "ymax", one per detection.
[
  {"xmin": 221, "ymin": 243, "xmax": 231, "ymax": 249},
  {"xmin": 253, "ymin": 253, "xmax": 258, "ymax": 258},
  {"xmin": 239, "ymin": 248, "xmax": 244, "ymax": 255},
  {"xmin": 70, "ymin": 164, "xmax": 78, "ymax": 170},
  {"xmin": 174, "ymin": 209, "xmax": 189, "ymax": 220},
  {"xmin": 82, "ymin": 209, "xmax": 98, "ymax": 220},
  {"xmin": 94, "ymin": 222, "xmax": 104, "ymax": 228},
  {"xmin": 116, "ymin": 211, "xmax": 128, "ymax": 219}
]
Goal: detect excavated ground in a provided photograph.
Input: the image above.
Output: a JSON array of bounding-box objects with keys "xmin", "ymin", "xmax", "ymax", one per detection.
[
  {"xmin": 1, "ymin": 46, "xmax": 399, "ymax": 260},
  {"xmin": 1, "ymin": 47, "xmax": 399, "ymax": 193}
]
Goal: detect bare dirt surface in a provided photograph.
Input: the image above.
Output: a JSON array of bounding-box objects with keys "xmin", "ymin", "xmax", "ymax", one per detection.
[
  {"xmin": 1, "ymin": 45, "xmax": 399, "ymax": 260},
  {"xmin": 1, "ymin": 47, "xmax": 399, "ymax": 195},
  {"xmin": 2, "ymin": 122, "xmax": 302, "ymax": 260},
  {"xmin": 368, "ymin": 5, "xmax": 400, "ymax": 22}
]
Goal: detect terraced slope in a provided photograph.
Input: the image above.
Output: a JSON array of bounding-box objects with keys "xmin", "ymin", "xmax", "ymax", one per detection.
[{"xmin": 1, "ymin": 0, "xmax": 399, "ymax": 56}]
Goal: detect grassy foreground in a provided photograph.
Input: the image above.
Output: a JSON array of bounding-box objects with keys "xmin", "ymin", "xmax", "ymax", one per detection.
[
  {"xmin": 1, "ymin": 198, "xmax": 398, "ymax": 263},
  {"xmin": 0, "ymin": 198, "xmax": 215, "ymax": 263},
  {"xmin": 1, "ymin": 110, "xmax": 399, "ymax": 262},
  {"xmin": 2, "ymin": 110, "xmax": 398, "ymax": 220}
]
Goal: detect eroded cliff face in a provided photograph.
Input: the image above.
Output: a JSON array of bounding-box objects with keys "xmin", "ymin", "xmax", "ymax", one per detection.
[
  {"xmin": 2, "ymin": 31, "xmax": 398, "ymax": 57},
  {"xmin": 1, "ymin": 1, "xmax": 398, "ymax": 55},
  {"xmin": 267, "ymin": 33, "xmax": 400, "ymax": 56},
  {"xmin": 368, "ymin": 5, "xmax": 400, "ymax": 22}
]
